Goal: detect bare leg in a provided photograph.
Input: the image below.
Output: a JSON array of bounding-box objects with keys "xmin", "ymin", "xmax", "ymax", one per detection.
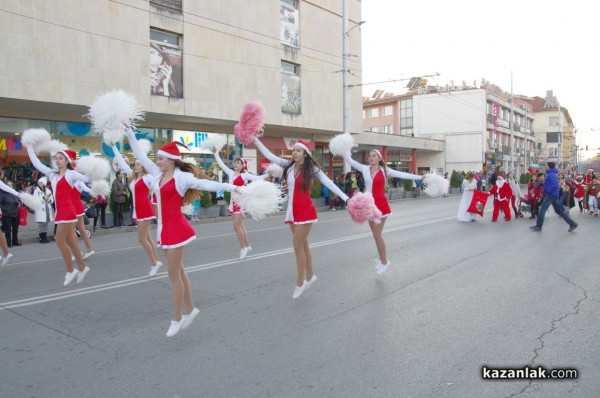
[
  {"xmin": 232, "ymin": 213, "xmax": 249, "ymax": 248},
  {"xmin": 290, "ymin": 224, "xmax": 312, "ymax": 287},
  {"xmin": 369, "ymin": 217, "xmax": 388, "ymax": 264},
  {"xmin": 164, "ymin": 247, "xmax": 188, "ymax": 321},
  {"xmin": 304, "ymin": 239, "xmax": 313, "ymax": 280},
  {"xmin": 76, "ymin": 216, "xmax": 93, "ymax": 253},
  {"xmin": 137, "ymin": 220, "xmax": 158, "ymax": 265},
  {"xmin": 55, "ymin": 223, "xmax": 77, "ymax": 272},
  {"xmin": 0, "ymin": 234, "xmax": 9, "ymax": 257}
]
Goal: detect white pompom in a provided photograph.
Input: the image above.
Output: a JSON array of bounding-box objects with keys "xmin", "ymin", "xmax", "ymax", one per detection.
[
  {"xmin": 329, "ymin": 133, "xmax": 354, "ymax": 157},
  {"xmin": 181, "ymin": 157, "xmax": 197, "ymax": 165},
  {"xmin": 76, "ymin": 156, "xmax": 110, "ymax": 181},
  {"xmin": 181, "ymin": 203, "xmax": 195, "ymax": 216},
  {"xmin": 37, "ymin": 139, "xmax": 68, "ymax": 155},
  {"xmin": 422, "ymin": 173, "xmax": 450, "ymax": 198},
  {"xmin": 138, "ymin": 139, "xmax": 152, "ymax": 154},
  {"xmin": 265, "ymin": 163, "xmax": 283, "ymax": 178},
  {"xmin": 21, "ymin": 128, "xmax": 52, "ymax": 150},
  {"xmin": 19, "ymin": 192, "xmax": 42, "ymax": 211},
  {"xmin": 200, "ymin": 135, "xmax": 227, "ymax": 152},
  {"xmin": 232, "ymin": 180, "xmax": 282, "ymax": 220},
  {"xmin": 91, "ymin": 180, "xmax": 110, "ymax": 198},
  {"xmin": 87, "ymin": 90, "xmax": 144, "ymax": 145}
]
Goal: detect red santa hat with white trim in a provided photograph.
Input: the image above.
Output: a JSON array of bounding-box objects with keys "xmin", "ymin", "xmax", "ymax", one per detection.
[
  {"xmin": 57, "ymin": 149, "xmax": 77, "ymax": 163},
  {"xmin": 292, "ymin": 139, "xmax": 312, "ymax": 155},
  {"xmin": 157, "ymin": 141, "xmax": 188, "ymax": 160}
]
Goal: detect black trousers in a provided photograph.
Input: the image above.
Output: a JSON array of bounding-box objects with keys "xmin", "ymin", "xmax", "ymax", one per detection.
[
  {"xmin": 113, "ymin": 202, "xmax": 124, "ymax": 227},
  {"xmin": 2, "ymin": 215, "xmax": 19, "ymax": 245},
  {"xmin": 94, "ymin": 203, "xmax": 108, "ymax": 227}
]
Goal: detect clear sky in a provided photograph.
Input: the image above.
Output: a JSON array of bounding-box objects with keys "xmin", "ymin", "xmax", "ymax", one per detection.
[{"xmin": 359, "ymin": 0, "xmax": 600, "ymax": 158}]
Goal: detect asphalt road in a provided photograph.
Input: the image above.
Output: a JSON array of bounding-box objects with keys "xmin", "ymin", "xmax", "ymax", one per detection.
[{"xmin": 1, "ymin": 196, "xmax": 598, "ymax": 398}]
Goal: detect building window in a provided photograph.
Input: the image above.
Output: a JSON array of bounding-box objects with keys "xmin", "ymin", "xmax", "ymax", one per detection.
[
  {"xmin": 362, "ymin": 110, "xmax": 366, "ymax": 119},
  {"xmin": 383, "ymin": 105, "xmax": 393, "ymax": 116},
  {"xmin": 383, "ymin": 125, "xmax": 393, "ymax": 134},
  {"xmin": 150, "ymin": 29, "xmax": 183, "ymax": 98},
  {"xmin": 150, "ymin": 0, "xmax": 182, "ymax": 13},
  {"xmin": 400, "ymin": 98, "xmax": 413, "ymax": 136},
  {"xmin": 546, "ymin": 132, "xmax": 559, "ymax": 143},
  {"xmin": 370, "ymin": 108, "xmax": 379, "ymax": 118},
  {"xmin": 549, "ymin": 116, "xmax": 559, "ymax": 126},
  {"xmin": 371, "ymin": 127, "xmax": 380, "ymax": 133},
  {"xmin": 281, "ymin": 61, "xmax": 301, "ymax": 114},
  {"xmin": 280, "ymin": 1, "xmax": 299, "ymax": 48}
]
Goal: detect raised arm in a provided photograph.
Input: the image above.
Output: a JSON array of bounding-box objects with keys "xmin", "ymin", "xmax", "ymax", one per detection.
[
  {"xmin": 125, "ymin": 130, "xmax": 160, "ymax": 176},
  {"xmin": 0, "ymin": 180, "xmax": 20, "ymax": 197},
  {"xmin": 111, "ymin": 145, "xmax": 133, "ymax": 176},
  {"xmin": 341, "ymin": 153, "xmax": 369, "ymax": 174},
  {"xmin": 242, "ymin": 172, "xmax": 269, "ymax": 182},
  {"xmin": 26, "ymin": 146, "xmax": 57, "ymax": 176},
  {"xmin": 315, "ymin": 169, "xmax": 348, "ymax": 202},
  {"xmin": 213, "ymin": 150, "xmax": 234, "ymax": 179},
  {"xmin": 385, "ymin": 168, "xmax": 422, "ymax": 181},
  {"xmin": 252, "ymin": 137, "xmax": 289, "ymax": 168}
]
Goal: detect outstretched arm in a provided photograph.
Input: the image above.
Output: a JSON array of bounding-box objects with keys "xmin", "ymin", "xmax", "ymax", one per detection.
[
  {"xmin": 111, "ymin": 145, "xmax": 133, "ymax": 176},
  {"xmin": 316, "ymin": 169, "xmax": 348, "ymax": 202},
  {"xmin": 252, "ymin": 138, "xmax": 289, "ymax": 168},
  {"xmin": 26, "ymin": 146, "xmax": 57, "ymax": 176},
  {"xmin": 0, "ymin": 180, "xmax": 20, "ymax": 197},
  {"xmin": 177, "ymin": 172, "xmax": 237, "ymax": 195},
  {"xmin": 385, "ymin": 168, "xmax": 422, "ymax": 181},
  {"xmin": 75, "ymin": 180, "xmax": 92, "ymax": 194},
  {"xmin": 341, "ymin": 153, "xmax": 369, "ymax": 174},
  {"xmin": 242, "ymin": 172, "xmax": 270, "ymax": 182},
  {"xmin": 125, "ymin": 130, "xmax": 160, "ymax": 176}
]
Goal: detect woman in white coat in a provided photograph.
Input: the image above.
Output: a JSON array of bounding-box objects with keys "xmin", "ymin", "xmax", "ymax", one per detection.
[
  {"xmin": 457, "ymin": 172, "xmax": 478, "ymax": 222},
  {"xmin": 33, "ymin": 177, "xmax": 54, "ymax": 243}
]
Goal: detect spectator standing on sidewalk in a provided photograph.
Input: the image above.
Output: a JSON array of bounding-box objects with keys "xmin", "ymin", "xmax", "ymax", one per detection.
[
  {"xmin": 530, "ymin": 162, "xmax": 578, "ymax": 232},
  {"xmin": 93, "ymin": 193, "xmax": 108, "ymax": 230},
  {"xmin": 111, "ymin": 171, "xmax": 126, "ymax": 228},
  {"xmin": 0, "ymin": 180, "xmax": 22, "ymax": 247},
  {"xmin": 33, "ymin": 177, "xmax": 54, "ymax": 243}
]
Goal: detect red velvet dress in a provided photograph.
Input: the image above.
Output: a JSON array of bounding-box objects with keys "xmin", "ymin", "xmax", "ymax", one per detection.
[
  {"xmin": 157, "ymin": 178, "xmax": 195, "ymax": 248},
  {"xmin": 371, "ymin": 169, "xmax": 392, "ymax": 217}
]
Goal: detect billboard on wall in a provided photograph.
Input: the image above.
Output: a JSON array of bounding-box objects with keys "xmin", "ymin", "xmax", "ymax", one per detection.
[
  {"xmin": 172, "ymin": 131, "xmax": 228, "ymax": 154},
  {"xmin": 280, "ymin": 2, "xmax": 299, "ymax": 48},
  {"xmin": 150, "ymin": 42, "xmax": 183, "ymax": 98}
]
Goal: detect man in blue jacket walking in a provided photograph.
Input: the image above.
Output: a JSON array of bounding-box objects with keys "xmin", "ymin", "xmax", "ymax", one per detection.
[{"xmin": 530, "ymin": 162, "xmax": 578, "ymax": 232}]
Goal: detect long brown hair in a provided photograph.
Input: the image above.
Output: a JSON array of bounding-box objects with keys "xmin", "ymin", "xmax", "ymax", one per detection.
[
  {"xmin": 283, "ymin": 153, "xmax": 320, "ymax": 192},
  {"xmin": 174, "ymin": 159, "xmax": 206, "ymax": 204}
]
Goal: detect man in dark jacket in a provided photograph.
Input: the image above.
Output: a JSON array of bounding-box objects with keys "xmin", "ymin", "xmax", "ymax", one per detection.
[
  {"xmin": 111, "ymin": 171, "xmax": 126, "ymax": 228},
  {"xmin": 530, "ymin": 162, "xmax": 578, "ymax": 232},
  {"xmin": 0, "ymin": 181, "xmax": 22, "ymax": 246}
]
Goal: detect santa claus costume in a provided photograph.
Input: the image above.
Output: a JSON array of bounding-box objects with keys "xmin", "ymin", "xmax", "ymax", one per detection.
[
  {"xmin": 252, "ymin": 137, "xmax": 348, "ymax": 299},
  {"xmin": 571, "ymin": 174, "xmax": 586, "ymax": 213},
  {"xmin": 488, "ymin": 175, "xmax": 513, "ymax": 221},
  {"xmin": 112, "ymin": 144, "xmax": 162, "ymax": 276},
  {"xmin": 213, "ymin": 150, "xmax": 269, "ymax": 259},
  {"xmin": 126, "ymin": 130, "xmax": 238, "ymax": 337},
  {"xmin": 26, "ymin": 146, "xmax": 91, "ymax": 286}
]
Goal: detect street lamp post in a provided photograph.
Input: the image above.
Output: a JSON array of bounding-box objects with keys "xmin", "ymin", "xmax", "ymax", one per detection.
[{"xmin": 342, "ymin": 0, "xmax": 364, "ymax": 173}]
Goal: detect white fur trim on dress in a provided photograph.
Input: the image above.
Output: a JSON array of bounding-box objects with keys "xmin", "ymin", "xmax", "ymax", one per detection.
[{"xmin": 329, "ymin": 133, "xmax": 354, "ymax": 157}]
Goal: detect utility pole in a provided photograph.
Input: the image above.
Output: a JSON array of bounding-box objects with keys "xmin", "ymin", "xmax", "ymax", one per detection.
[
  {"xmin": 557, "ymin": 102, "xmax": 562, "ymax": 168},
  {"xmin": 509, "ymin": 71, "xmax": 514, "ymax": 174}
]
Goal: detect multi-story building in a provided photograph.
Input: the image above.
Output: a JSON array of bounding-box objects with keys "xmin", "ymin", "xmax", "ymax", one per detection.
[
  {"xmin": 0, "ymin": 0, "xmax": 363, "ymax": 184},
  {"xmin": 362, "ymin": 81, "xmax": 538, "ymax": 177},
  {"xmin": 518, "ymin": 91, "xmax": 576, "ymax": 172}
]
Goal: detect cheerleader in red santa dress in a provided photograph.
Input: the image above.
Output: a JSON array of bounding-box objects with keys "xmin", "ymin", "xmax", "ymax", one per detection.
[
  {"xmin": 126, "ymin": 130, "xmax": 241, "ymax": 337},
  {"xmin": 213, "ymin": 149, "xmax": 270, "ymax": 259},
  {"xmin": 252, "ymin": 137, "xmax": 349, "ymax": 299},
  {"xmin": 26, "ymin": 147, "xmax": 91, "ymax": 286},
  {"xmin": 72, "ymin": 180, "xmax": 95, "ymax": 259},
  {"xmin": 340, "ymin": 149, "xmax": 422, "ymax": 275},
  {"xmin": 112, "ymin": 144, "xmax": 162, "ymax": 276}
]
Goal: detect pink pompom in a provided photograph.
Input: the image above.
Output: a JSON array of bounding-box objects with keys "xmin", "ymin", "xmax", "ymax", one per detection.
[
  {"xmin": 346, "ymin": 192, "xmax": 382, "ymax": 225},
  {"xmin": 234, "ymin": 102, "xmax": 265, "ymax": 144}
]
